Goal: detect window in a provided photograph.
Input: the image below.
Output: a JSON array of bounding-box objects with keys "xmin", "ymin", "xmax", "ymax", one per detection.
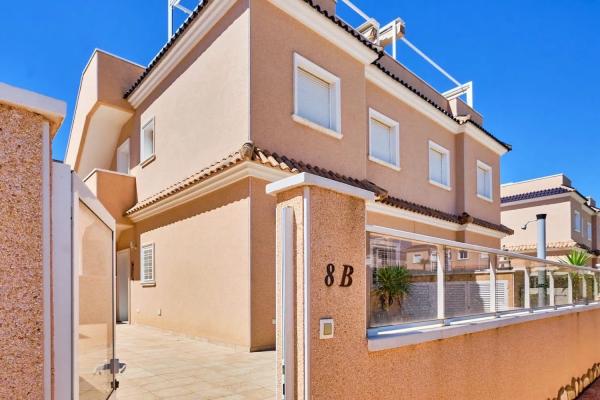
[
  {"xmin": 293, "ymin": 53, "xmax": 341, "ymax": 137},
  {"xmin": 141, "ymin": 118, "xmax": 155, "ymax": 164},
  {"xmin": 458, "ymin": 250, "xmax": 469, "ymax": 260},
  {"xmin": 428, "ymin": 141, "xmax": 450, "ymax": 189},
  {"xmin": 116, "ymin": 139, "xmax": 130, "ymax": 174},
  {"xmin": 141, "ymin": 243, "xmax": 155, "ymax": 283},
  {"xmin": 476, "ymin": 161, "xmax": 493, "ymax": 201},
  {"xmin": 574, "ymin": 211, "xmax": 581, "ymax": 232},
  {"xmin": 412, "ymin": 254, "xmax": 423, "ymax": 264},
  {"xmin": 588, "ymin": 221, "xmax": 593, "ymax": 240},
  {"xmin": 369, "ymin": 109, "xmax": 399, "ymax": 169}
]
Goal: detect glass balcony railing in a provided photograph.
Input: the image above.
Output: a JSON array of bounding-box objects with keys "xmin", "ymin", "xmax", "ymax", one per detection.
[{"xmin": 366, "ymin": 226, "xmax": 600, "ymax": 333}]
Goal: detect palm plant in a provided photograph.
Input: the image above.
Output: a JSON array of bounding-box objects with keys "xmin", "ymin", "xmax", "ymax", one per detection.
[
  {"xmin": 374, "ymin": 265, "xmax": 411, "ymax": 311},
  {"xmin": 560, "ymin": 249, "xmax": 591, "ymax": 300},
  {"xmin": 560, "ymin": 249, "xmax": 591, "ymax": 266}
]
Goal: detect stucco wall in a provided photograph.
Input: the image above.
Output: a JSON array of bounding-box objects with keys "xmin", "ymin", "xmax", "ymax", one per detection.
[
  {"xmin": 129, "ymin": 0, "xmax": 251, "ymax": 201},
  {"xmin": 250, "ymin": 0, "xmax": 501, "ymax": 223},
  {"xmin": 0, "ymin": 104, "xmax": 46, "ymax": 398},
  {"xmin": 129, "ymin": 179, "xmax": 252, "ymax": 349},
  {"xmin": 250, "ymin": 178, "xmax": 277, "ymax": 350},
  {"xmin": 277, "ymin": 181, "xmax": 600, "ymax": 399}
]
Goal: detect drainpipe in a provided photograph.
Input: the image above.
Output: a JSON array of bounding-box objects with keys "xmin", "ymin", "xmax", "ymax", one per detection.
[{"xmin": 537, "ymin": 214, "xmax": 547, "ymax": 307}]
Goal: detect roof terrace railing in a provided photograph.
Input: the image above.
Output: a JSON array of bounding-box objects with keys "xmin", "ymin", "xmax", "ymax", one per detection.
[{"xmin": 366, "ymin": 225, "xmax": 599, "ymax": 339}]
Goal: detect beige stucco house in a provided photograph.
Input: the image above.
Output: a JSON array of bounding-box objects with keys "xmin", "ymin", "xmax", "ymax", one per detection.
[
  {"xmin": 65, "ymin": 0, "xmax": 513, "ymax": 351},
  {"xmin": 501, "ymin": 174, "xmax": 599, "ymax": 266}
]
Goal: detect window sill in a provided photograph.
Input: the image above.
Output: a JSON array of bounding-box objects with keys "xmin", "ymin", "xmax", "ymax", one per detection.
[
  {"xmin": 140, "ymin": 154, "xmax": 156, "ymax": 168},
  {"xmin": 141, "ymin": 281, "xmax": 156, "ymax": 287},
  {"xmin": 367, "ymin": 302, "xmax": 600, "ymax": 352},
  {"xmin": 368, "ymin": 156, "xmax": 401, "ymax": 171},
  {"xmin": 292, "ymin": 114, "xmax": 342, "ymax": 140},
  {"xmin": 428, "ymin": 179, "xmax": 451, "ymax": 191},
  {"xmin": 477, "ymin": 194, "xmax": 493, "ymax": 203}
]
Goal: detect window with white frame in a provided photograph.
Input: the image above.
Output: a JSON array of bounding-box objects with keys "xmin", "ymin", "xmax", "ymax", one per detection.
[
  {"xmin": 141, "ymin": 243, "xmax": 155, "ymax": 283},
  {"xmin": 428, "ymin": 141, "xmax": 450, "ymax": 188},
  {"xmin": 412, "ymin": 253, "xmax": 423, "ymax": 264},
  {"xmin": 588, "ymin": 221, "xmax": 593, "ymax": 240},
  {"xmin": 476, "ymin": 161, "xmax": 493, "ymax": 200},
  {"xmin": 458, "ymin": 250, "xmax": 469, "ymax": 260},
  {"xmin": 369, "ymin": 109, "xmax": 399, "ymax": 169},
  {"xmin": 574, "ymin": 211, "xmax": 582, "ymax": 232},
  {"xmin": 141, "ymin": 118, "xmax": 155, "ymax": 163},
  {"xmin": 293, "ymin": 53, "xmax": 341, "ymax": 135}
]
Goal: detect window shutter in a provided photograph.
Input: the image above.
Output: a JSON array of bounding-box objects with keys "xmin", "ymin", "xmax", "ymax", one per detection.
[
  {"xmin": 370, "ymin": 119, "xmax": 392, "ymax": 163},
  {"xmin": 495, "ymin": 280, "xmax": 508, "ymax": 311},
  {"xmin": 429, "ymin": 149, "xmax": 443, "ymax": 184},
  {"xmin": 297, "ymin": 68, "xmax": 331, "ymax": 129},
  {"xmin": 142, "ymin": 244, "xmax": 154, "ymax": 282}
]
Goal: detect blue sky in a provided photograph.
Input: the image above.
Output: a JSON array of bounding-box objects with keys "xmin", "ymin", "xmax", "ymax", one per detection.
[{"xmin": 1, "ymin": 1, "xmax": 599, "ymax": 198}]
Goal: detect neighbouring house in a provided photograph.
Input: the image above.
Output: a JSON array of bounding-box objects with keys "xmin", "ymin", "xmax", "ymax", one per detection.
[
  {"xmin": 501, "ymin": 174, "xmax": 599, "ymax": 266},
  {"xmin": 65, "ymin": 0, "xmax": 513, "ymax": 352}
]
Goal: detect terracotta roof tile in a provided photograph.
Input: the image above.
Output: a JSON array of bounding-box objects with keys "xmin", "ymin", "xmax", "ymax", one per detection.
[
  {"xmin": 505, "ymin": 241, "xmax": 594, "ymax": 253},
  {"xmin": 501, "ymin": 187, "xmax": 572, "ymax": 204},
  {"xmin": 371, "ymin": 61, "xmax": 511, "ymax": 152},
  {"xmin": 126, "ymin": 142, "xmax": 512, "ymax": 235}
]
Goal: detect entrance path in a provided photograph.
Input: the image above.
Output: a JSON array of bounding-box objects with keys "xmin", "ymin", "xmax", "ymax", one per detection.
[{"xmin": 114, "ymin": 324, "xmax": 275, "ymax": 399}]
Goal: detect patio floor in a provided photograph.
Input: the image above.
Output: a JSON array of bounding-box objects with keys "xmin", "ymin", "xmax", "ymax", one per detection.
[{"xmin": 114, "ymin": 324, "xmax": 275, "ymax": 399}]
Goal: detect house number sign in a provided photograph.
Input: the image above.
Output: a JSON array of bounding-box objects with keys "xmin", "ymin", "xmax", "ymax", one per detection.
[{"xmin": 324, "ymin": 263, "xmax": 354, "ymax": 287}]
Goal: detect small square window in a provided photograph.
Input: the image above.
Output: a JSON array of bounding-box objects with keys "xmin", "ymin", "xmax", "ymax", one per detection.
[
  {"xmin": 141, "ymin": 118, "xmax": 155, "ymax": 163},
  {"xmin": 141, "ymin": 243, "xmax": 155, "ymax": 283},
  {"xmin": 476, "ymin": 161, "xmax": 493, "ymax": 201},
  {"xmin": 412, "ymin": 254, "xmax": 423, "ymax": 264},
  {"xmin": 369, "ymin": 109, "xmax": 400, "ymax": 169},
  {"xmin": 428, "ymin": 141, "xmax": 450, "ymax": 189},
  {"xmin": 294, "ymin": 53, "xmax": 341, "ymax": 136},
  {"xmin": 458, "ymin": 250, "xmax": 469, "ymax": 260}
]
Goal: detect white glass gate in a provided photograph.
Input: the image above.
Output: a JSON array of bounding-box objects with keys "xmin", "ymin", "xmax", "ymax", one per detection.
[{"xmin": 52, "ymin": 162, "xmax": 116, "ymax": 399}]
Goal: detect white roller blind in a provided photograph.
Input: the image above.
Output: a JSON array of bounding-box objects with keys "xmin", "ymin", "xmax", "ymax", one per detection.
[
  {"xmin": 370, "ymin": 118, "xmax": 396, "ymax": 165},
  {"xmin": 297, "ymin": 68, "xmax": 332, "ymax": 129},
  {"xmin": 142, "ymin": 244, "xmax": 154, "ymax": 282},
  {"xmin": 429, "ymin": 147, "xmax": 447, "ymax": 185},
  {"xmin": 477, "ymin": 165, "xmax": 491, "ymax": 198}
]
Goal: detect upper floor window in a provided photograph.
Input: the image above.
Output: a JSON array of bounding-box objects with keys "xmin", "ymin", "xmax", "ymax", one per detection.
[
  {"xmin": 587, "ymin": 221, "xmax": 593, "ymax": 240},
  {"xmin": 141, "ymin": 243, "xmax": 155, "ymax": 283},
  {"xmin": 458, "ymin": 250, "xmax": 469, "ymax": 260},
  {"xmin": 428, "ymin": 141, "xmax": 450, "ymax": 190},
  {"xmin": 293, "ymin": 53, "xmax": 341, "ymax": 137},
  {"xmin": 368, "ymin": 108, "xmax": 399, "ymax": 170},
  {"xmin": 141, "ymin": 118, "xmax": 155, "ymax": 165},
  {"xmin": 574, "ymin": 211, "xmax": 582, "ymax": 232},
  {"xmin": 116, "ymin": 139, "xmax": 130, "ymax": 174},
  {"xmin": 476, "ymin": 160, "xmax": 493, "ymax": 201}
]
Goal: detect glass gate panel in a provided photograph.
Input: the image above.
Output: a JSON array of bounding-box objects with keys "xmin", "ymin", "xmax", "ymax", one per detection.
[{"xmin": 76, "ymin": 200, "xmax": 115, "ymax": 399}]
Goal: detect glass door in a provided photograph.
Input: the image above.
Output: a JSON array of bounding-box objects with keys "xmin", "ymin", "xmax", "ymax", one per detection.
[{"xmin": 73, "ymin": 178, "xmax": 116, "ymax": 399}]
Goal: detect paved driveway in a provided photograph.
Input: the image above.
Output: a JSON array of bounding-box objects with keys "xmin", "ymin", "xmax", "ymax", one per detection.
[{"xmin": 114, "ymin": 324, "xmax": 275, "ymax": 399}]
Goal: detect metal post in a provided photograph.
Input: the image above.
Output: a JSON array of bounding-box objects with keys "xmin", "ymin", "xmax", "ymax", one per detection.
[
  {"xmin": 549, "ymin": 271, "xmax": 555, "ymax": 307},
  {"xmin": 167, "ymin": 0, "xmax": 173, "ymax": 39},
  {"xmin": 489, "ymin": 254, "xmax": 496, "ymax": 314},
  {"xmin": 536, "ymin": 214, "xmax": 547, "ymax": 307},
  {"xmin": 524, "ymin": 267, "xmax": 531, "ymax": 309},
  {"xmin": 436, "ymin": 245, "xmax": 445, "ymax": 320},
  {"xmin": 567, "ymin": 272, "xmax": 573, "ymax": 304}
]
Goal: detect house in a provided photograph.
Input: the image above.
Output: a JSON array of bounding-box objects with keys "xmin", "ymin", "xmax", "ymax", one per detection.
[
  {"xmin": 65, "ymin": 0, "xmax": 512, "ymax": 352},
  {"xmin": 501, "ymin": 174, "xmax": 599, "ymax": 266}
]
